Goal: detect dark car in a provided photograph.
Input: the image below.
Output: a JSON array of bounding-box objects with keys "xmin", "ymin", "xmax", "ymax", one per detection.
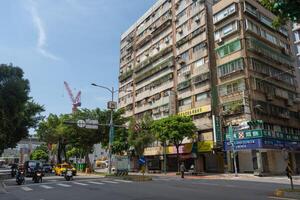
[{"xmin": 42, "ymin": 164, "xmax": 53, "ymax": 173}]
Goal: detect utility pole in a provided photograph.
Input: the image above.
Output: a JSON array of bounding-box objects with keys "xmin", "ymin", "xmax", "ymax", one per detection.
[
  {"xmin": 91, "ymin": 83, "xmax": 131, "ymax": 175},
  {"xmin": 229, "ymin": 125, "xmax": 238, "ymax": 177}
]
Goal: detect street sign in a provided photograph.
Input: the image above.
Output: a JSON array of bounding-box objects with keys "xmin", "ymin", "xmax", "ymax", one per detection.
[
  {"xmin": 77, "ymin": 120, "xmax": 86, "ymax": 128},
  {"xmin": 107, "ymin": 101, "xmax": 117, "ymax": 109},
  {"xmin": 138, "ymin": 157, "xmax": 146, "ymax": 165},
  {"xmin": 85, "ymin": 119, "xmax": 98, "ymax": 130}
]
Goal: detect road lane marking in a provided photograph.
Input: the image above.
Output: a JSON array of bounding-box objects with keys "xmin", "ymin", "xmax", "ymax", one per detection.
[
  {"xmin": 268, "ymin": 196, "xmax": 298, "ymax": 200},
  {"xmin": 88, "ymin": 181, "xmax": 104, "ymax": 185},
  {"xmin": 114, "ymin": 179, "xmax": 132, "ymax": 183},
  {"xmin": 40, "ymin": 185, "xmax": 53, "ymax": 189},
  {"xmin": 73, "ymin": 182, "xmax": 88, "ymax": 186},
  {"xmin": 57, "ymin": 183, "xmax": 71, "ymax": 187},
  {"xmin": 21, "ymin": 187, "xmax": 33, "ymax": 191},
  {"xmin": 102, "ymin": 181, "xmax": 118, "ymax": 184}
]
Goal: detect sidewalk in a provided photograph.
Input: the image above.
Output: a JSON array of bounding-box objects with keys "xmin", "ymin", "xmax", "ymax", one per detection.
[{"xmin": 129, "ymin": 172, "xmax": 300, "ymax": 185}]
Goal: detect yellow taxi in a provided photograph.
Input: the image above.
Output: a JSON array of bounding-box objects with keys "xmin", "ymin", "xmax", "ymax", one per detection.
[{"xmin": 54, "ymin": 163, "xmax": 77, "ymax": 176}]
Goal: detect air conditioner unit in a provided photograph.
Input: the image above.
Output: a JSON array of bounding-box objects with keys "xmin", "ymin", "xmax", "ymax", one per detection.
[
  {"xmin": 294, "ymin": 98, "xmax": 300, "ymax": 104},
  {"xmin": 177, "ymin": 28, "xmax": 183, "ymax": 34},
  {"xmin": 217, "ymin": 37, "xmax": 223, "ymax": 44},
  {"xmin": 195, "ymin": 16, "xmax": 200, "ymax": 23}
]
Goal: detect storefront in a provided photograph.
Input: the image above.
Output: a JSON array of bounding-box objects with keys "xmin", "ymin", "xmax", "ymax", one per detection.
[
  {"xmin": 224, "ymin": 129, "xmax": 300, "ymax": 175},
  {"xmin": 144, "ymin": 141, "xmax": 223, "ymax": 172}
]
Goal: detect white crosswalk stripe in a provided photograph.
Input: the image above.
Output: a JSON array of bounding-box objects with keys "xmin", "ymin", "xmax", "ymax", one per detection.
[
  {"xmin": 57, "ymin": 183, "xmax": 71, "ymax": 187},
  {"xmin": 40, "ymin": 185, "xmax": 53, "ymax": 189},
  {"xmin": 73, "ymin": 182, "xmax": 88, "ymax": 186},
  {"xmin": 114, "ymin": 179, "xmax": 132, "ymax": 183},
  {"xmin": 88, "ymin": 181, "xmax": 104, "ymax": 185},
  {"xmin": 21, "ymin": 186, "xmax": 33, "ymax": 191},
  {"xmin": 102, "ymin": 180, "xmax": 118, "ymax": 184}
]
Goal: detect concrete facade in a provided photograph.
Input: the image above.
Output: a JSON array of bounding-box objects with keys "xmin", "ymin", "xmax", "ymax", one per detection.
[{"xmin": 118, "ymin": 0, "xmax": 300, "ymax": 174}]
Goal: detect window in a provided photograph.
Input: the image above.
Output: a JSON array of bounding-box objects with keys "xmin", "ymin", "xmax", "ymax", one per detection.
[
  {"xmin": 194, "ymin": 58, "xmax": 204, "ymax": 68},
  {"xmin": 179, "ymin": 97, "xmax": 191, "ymax": 106},
  {"xmin": 260, "ymin": 29, "xmax": 277, "ymax": 45},
  {"xmin": 218, "ymin": 58, "xmax": 244, "ymax": 77},
  {"xmin": 214, "ymin": 21, "xmax": 238, "ymax": 40},
  {"xmin": 295, "ymin": 30, "xmax": 300, "ymax": 42},
  {"xmin": 195, "ymin": 92, "xmax": 209, "ymax": 101},
  {"xmin": 180, "ymin": 51, "xmax": 189, "ymax": 60},
  {"xmin": 297, "ymin": 44, "xmax": 300, "ymax": 54},
  {"xmin": 216, "ymin": 39, "xmax": 241, "ymax": 58},
  {"xmin": 245, "ymin": 19, "xmax": 259, "ymax": 34},
  {"xmin": 219, "ymin": 79, "xmax": 245, "ymax": 96},
  {"xmin": 213, "ymin": 4, "xmax": 236, "ymax": 24},
  {"xmin": 193, "ymin": 42, "xmax": 206, "ymax": 53},
  {"xmin": 244, "ymin": 2, "xmax": 258, "ymax": 17},
  {"xmin": 260, "ymin": 15, "xmax": 273, "ymax": 28}
]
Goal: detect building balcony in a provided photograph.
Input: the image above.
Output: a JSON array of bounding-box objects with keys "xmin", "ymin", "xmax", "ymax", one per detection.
[
  {"xmin": 119, "ymin": 69, "xmax": 133, "ymax": 82},
  {"xmin": 136, "ymin": 32, "xmax": 152, "ymax": 48},
  {"xmin": 193, "ymin": 63, "xmax": 209, "ymax": 76},
  {"xmin": 151, "ymin": 15, "xmax": 172, "ymax": 37}
]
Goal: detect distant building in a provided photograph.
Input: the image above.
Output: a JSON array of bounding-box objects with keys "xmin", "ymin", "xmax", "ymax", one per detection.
[
  {"xmin": 292, "ymin": 23, "xmax": 300, "ymax": 68},
  {"xmin": 1, "ymin": 137, "xmax": 44, "ymax": 164}
]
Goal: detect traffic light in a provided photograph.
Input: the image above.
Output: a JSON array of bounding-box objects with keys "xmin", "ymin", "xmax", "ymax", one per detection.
[{"xmin": 247, "ymin": 120, "xmax": 263, "ymax": 127}]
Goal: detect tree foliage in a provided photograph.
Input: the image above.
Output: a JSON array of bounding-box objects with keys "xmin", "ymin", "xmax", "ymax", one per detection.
[
  {"xmin": 30, "ymin": 149, "xmax": 49, "ymax": 161},
  {"xmin": 0, "ymin": 64, "xmax": 44, "ymax": 153},
  {"xmin": 151, "ymin": 115, "xmax": 196, "ymax": 172},
  {"xmin": 260, "ymin": 0, "xmax": 300, "ymax": 27},
  {"xmin": 128, "ymin": 114, "xmax": 155, "ymax": 157},
  {"xmin": 37, "ymin": 108, "xmax": 128, "ymax": 167}
]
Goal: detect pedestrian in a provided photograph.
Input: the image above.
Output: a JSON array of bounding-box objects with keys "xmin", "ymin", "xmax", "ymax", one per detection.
[{"xmin": 180, "ymin": 162, "xmax": 186, "ymax": 179}]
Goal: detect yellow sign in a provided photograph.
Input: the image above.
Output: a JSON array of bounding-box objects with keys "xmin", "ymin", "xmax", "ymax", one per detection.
[
  {"xmin": 178, "ymin": 105, "xmax": 211, "ymax": 116},
  {"xmin": 144, "ymin": 141, "xmax": 213, "ymax": 156},
  {"xmin": 198, "ymin": 141, "xmax": 213, "ymax": 152}
]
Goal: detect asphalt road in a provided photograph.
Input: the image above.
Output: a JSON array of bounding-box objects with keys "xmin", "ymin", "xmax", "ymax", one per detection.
[{"xmin": 0, "ymin": 175, "xmax": 295, "ymax": 200}]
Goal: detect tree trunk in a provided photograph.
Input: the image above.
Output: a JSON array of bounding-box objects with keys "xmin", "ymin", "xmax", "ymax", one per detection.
[
  {"xmin": 85, "ymin": 151, "xmax": 91, "ymax": 173},
  {"xmin": 176, "ymin": 145, "xmax": 180, "ymax": 173},
  {"xmin": 57, "ymin": 140, "xmax": 62, "ymax": 164}
]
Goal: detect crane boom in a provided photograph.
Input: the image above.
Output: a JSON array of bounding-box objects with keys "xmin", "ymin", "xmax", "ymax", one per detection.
[{"xmin": 64, "ymin": 81, "xmax": 81, "ymax": 113}]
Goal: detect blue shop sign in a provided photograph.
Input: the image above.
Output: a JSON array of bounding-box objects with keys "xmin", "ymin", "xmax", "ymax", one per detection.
[
  {"xmin": 224, "ymin": 139, "xmax": 262, "ymax": 151},
  {"xmin": 224, "ymin": 138, "xmax": 300, "ymax": 151}
]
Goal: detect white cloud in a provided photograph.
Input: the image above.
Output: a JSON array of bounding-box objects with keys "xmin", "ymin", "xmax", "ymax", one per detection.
[{"xmin": 28, "ymin": 0, "xmax": 60, "ymax": 60}]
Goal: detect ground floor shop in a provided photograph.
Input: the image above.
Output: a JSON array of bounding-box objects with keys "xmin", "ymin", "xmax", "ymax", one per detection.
[
  {"xmin": 224, "ymin": 138, "xmax": 300, "ymax": 175},
  {"xmin": 143, "ymin": 141, "xmax": 224, "ymax": 173}
]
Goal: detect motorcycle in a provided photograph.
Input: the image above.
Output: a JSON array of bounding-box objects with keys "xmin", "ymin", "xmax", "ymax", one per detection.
[
  {"xmin": 32, "ymin": 169, "xmax": 43, "ymax": 183},
  {"xmin": 16, "ymin": 170, "xmax": 25, "ymax": 185},
  {"xmin": 64, "ymin": 169, "xmax": 73, "ymax": 181}
]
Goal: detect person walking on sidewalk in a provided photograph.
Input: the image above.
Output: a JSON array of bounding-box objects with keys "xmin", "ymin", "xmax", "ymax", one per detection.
[{"xmin": 180, "ymin": 162, "xmax": 186, "ymax": 179}]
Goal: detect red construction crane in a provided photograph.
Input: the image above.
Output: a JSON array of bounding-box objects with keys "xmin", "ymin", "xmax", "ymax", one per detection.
[{"xmin": 64, "ymin": 81, "xmax": 81, "ymax": 113}]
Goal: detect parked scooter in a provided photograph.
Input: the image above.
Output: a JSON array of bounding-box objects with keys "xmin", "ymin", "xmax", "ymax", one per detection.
[
  {"xmin": 16, "ymin": 169, "xmax": 25, "ymax": 185},
  {"xmin": 64, "ymin": 169, "xmax": 73, "ymax": 181},
  {"xmin": 32, "ymin": 169, "xmax": 43, "ymax": 183}
]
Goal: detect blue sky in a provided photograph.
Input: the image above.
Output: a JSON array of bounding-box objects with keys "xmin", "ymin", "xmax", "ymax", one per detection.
[{"xmin": 0, "ymin": 0, "xmax": 156, "ymax": 116}]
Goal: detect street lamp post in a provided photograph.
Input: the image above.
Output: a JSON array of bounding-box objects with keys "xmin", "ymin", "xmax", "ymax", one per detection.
[
  {"xmin": 91, "ymin": 83, "xmax": 116, "ymax": 175},
  {"xmin": 91, "ymin": 83, "xmax": 131, "ymax": 175}
]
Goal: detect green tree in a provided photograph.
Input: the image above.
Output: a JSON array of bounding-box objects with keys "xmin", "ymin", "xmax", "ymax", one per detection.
[
  {"xmin": 260, "ymin": 0, "xmax": 300, "ymax": 27},
  {"xmin": 37, "ymin": 114, "xmax": 72, "ymax": 163},
  {"xmin": 30, "ymin": 149, "xmax": 49, "ymax": 161},
  {"xmin": 128, "ymin": 114, "xmax": 155, "ymax": 157},
  {"xmin": 0, "ymin": 64, "xmax": 44, "ymax": 154},
  {"xmin": 151, "ymin": 115, "xmax": 196, "ymax": 172}
]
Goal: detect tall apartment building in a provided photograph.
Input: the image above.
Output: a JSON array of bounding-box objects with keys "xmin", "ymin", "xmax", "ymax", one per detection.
[
  {"xmin": 119, "ymin": 0, "xmax": 223, "ymax": 172},
  {"xmin": 213, "ymin": 0, "xmax": 300, "ymax": 174},
  {"xmin": 118, "ymin": 0, "xmax": 300, "ymax": 174}
]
